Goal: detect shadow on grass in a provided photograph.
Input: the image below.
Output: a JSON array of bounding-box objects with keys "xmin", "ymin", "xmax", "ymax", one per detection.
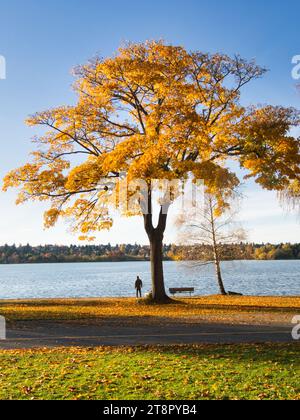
[{"xmin": 0, "ymin": 299, "xmax": 117, "ymax": 308}]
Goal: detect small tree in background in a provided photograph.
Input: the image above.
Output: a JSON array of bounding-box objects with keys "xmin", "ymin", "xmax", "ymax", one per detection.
[{"xmin": 176, "ymin": 191, "xmax": 246, "ymax": 295}]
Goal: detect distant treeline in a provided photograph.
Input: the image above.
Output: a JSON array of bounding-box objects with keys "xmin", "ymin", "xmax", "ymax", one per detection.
[{"xmin": 0, "ymin": 243, "xmax": 300, "ymax": 264}]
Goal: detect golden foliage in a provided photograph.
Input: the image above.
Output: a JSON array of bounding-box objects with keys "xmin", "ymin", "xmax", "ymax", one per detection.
[{"xmin": 2, "ymin": 42, "xmax": 300, "ymax": 238}]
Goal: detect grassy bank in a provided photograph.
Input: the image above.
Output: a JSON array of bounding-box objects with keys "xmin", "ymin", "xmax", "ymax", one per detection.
[
  {"xmin": 0, "ymin": 296, "xmax": 299, "ymax": 322},
  {"xmin": 0, "ymin": 344, "xmax": 298, "ymax": 400}
]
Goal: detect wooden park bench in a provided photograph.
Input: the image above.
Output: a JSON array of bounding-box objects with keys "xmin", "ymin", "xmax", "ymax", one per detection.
[{"xmin": 169, "ymin": 287, "xmax": 195, "ymax": 296}]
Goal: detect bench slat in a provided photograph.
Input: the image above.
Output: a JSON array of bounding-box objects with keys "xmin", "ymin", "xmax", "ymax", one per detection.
[{"xmin": 169, "ymin": 288, "xmax": 195, "ymax": 294}]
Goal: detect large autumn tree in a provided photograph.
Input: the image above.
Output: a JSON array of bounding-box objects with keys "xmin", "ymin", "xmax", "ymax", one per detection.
[{"xmin": 3, "ymin": 42, "xmax": 300, "ymax": 302}]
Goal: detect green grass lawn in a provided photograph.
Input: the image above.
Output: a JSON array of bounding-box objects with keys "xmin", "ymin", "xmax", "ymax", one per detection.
[{"xmin": 0, "ymin": 344, "xmax": 299, "ymax": 400}]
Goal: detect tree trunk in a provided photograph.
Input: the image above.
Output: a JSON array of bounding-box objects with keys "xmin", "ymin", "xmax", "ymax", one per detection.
[
  {"xmin": 214, "ymin": 255, "xmax": 227, "ymax": 296},
  {"xmin": 208, "ymin": 197, "xmax": 227, "ymax": 296},
  {"xmin": 143, "ymin": 191, "xmax": 170, "ymax": 303},
  {"xmin": 149, "ymin": 229, "xmax": 168, "ymax": 303}
]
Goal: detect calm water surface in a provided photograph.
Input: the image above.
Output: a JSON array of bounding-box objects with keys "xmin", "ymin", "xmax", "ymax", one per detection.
[{"xmin": 0, "ymin": 260, "xmax": 299, "ymax": 299}]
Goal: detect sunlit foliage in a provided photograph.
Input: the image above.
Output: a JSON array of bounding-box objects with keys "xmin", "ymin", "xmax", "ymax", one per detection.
[{"xmin": 3, "ymin": 41, "xmax": 300, "ymax": 239}]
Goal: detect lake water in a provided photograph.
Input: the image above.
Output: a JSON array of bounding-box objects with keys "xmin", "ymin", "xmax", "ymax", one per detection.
[{"xmin": 0, "ymin": 260, "xmax": 299, "ymax": 300}]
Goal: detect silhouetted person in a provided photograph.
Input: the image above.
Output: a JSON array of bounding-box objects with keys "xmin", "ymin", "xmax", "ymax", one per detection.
[{"xmin": 135, "ymin": 276, "xmax": 143, "ymax": 298}]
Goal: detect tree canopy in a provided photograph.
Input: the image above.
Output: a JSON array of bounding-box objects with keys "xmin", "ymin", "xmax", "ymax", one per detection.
[
  {"xmin": 3, "ymin": 41, "xmax": 300, "ymax": 301},
  {"xmin": 3, "ymin": 41, "xmax": 300, "ymax": 238}
]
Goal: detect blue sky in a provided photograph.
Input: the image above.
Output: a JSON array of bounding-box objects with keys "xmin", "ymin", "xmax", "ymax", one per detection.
[{"xmin": 0, "ymin": 0, "xmax": 299, "ymax": 245}]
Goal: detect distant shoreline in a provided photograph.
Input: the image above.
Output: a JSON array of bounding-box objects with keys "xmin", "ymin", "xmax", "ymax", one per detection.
[
  {"xmin": 1, "ymin": 243, "xmax": 300, "ymax": 264},
  {"xmin": 0, "ymin": 258, "xmax": 153, "ymax": 265},
  {"xmin": 1, "ymin": 258, "xmax": 300, "ymax": 265}
]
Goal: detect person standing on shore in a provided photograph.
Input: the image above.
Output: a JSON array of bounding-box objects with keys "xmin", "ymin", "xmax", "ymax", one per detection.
[{"xmin": 135, "ymin": 276, "xmax": 143, "ymax": 298}]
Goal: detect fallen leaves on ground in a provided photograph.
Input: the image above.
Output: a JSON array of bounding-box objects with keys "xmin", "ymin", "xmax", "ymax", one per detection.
[{"xmin": 0, "ymin": 296, "xmax": 299, "ymax": 322}]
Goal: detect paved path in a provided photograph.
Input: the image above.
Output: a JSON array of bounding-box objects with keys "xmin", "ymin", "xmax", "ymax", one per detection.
[{"xmin": 0, "ymin": 318, "xmax": 295, "ymax": 349}]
